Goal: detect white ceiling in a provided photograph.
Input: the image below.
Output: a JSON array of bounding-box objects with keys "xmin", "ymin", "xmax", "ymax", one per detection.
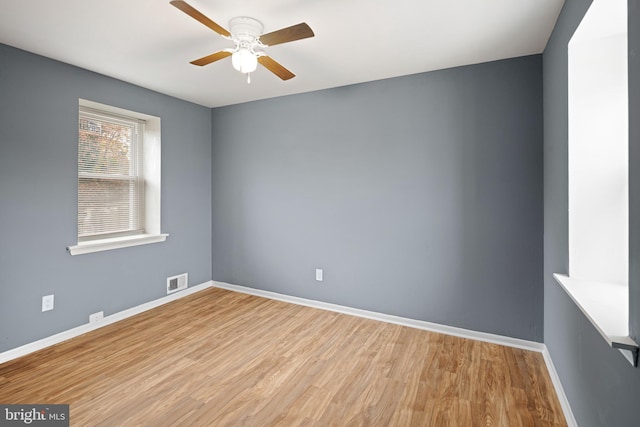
[{"xmin": 0, "ymin": 0, "xmax": 565, "ymax": 108}]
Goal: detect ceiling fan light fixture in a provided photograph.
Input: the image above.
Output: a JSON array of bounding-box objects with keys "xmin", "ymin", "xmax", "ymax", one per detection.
[{"xmin": 231, "ymin": 49, "xmax": 258, "ymax": 73}]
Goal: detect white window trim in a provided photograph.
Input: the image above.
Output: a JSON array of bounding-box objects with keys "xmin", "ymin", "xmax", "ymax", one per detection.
[
  {"xmin": 553, "ymin": 274, "xmax": 635, "ymax": 348},
  {"xmin": 68, "ymin": 99, "xmax": 167, "ymax": 255},
  {"xmin": 67, "ymin": 233, "xmax": 168, "ymax": 255}
]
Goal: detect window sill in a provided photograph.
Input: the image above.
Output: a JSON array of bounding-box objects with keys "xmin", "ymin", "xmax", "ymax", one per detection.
[
  {"xmin": 67, "ymin": 233, "xmax": 168, "ymax": 256},
  {"xmin": 553, "ymin": 273, "xmax": 638, "ymax": 365}
]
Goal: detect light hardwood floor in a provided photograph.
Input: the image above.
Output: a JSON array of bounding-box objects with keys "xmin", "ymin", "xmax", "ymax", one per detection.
[{"xmin": 0, "ymin": 288, "xmax": 566, "ymax": 426}]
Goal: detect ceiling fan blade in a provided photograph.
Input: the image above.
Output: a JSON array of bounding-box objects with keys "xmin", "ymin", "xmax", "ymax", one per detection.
[
  {"xmin": 170, "ymin": 0, "xmax": 231, "ymax": 38},
  {"xmin": 190, "ymin": 51, "xmax": 232, "ymax": 66},
  {"xmin": 258, "ymin": 56, "xmax": 295, "ymax": 80},
  {"xmin": 259, "ymin": 23, "xmax": 314, "ymax": 47}
]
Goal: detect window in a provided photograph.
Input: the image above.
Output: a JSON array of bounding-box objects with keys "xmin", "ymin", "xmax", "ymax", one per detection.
[
  {"xmin": 567, "ymin": 0, "xmax": 628, "ymax": 286},
  {"xmin": 555, "ymin": 0, "xmax": 638, "ymax": 367},
  {"xmin": 68, "ymin": 100, "xmax": 166, "ymax": 255},
  {"xmin": 78, "ymin": 107, "xmax": 144, "ymax": 240}
]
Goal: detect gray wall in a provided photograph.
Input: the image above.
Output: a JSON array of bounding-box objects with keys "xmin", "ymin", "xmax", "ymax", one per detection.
[
  {"xmin": 211, "ymin": 55, "xmax": 544, "ymax": 342},
  {"xmin": 0, "ymin": 44, "xmax": 212, "ymax": 352},
  {"xmin": 543, "ymin": 0, "xmax": 640, "ymax": 425}
]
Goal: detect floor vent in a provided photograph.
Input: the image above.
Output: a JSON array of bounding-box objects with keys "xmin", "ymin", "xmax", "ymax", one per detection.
[{"xmin": 167, "ymin": 273, "xmax": 188, "ymax": 294}]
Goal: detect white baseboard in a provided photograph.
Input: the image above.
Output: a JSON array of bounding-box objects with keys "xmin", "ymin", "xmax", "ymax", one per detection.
[
  {"xmin": 213, "ymin": 281, "xmax": 544, "ymax": 352},
  {"xmin": 542, "ymin": 346, "xmax": 578, "ymax": 427},
  {"xmin": 0, "ymin": 281, "xmax": 214, "ymax": 365}
]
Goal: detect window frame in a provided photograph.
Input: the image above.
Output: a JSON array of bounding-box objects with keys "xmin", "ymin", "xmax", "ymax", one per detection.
[
  {"xmin": 78, "ymin": 106, "xmax": 146, "ymax": 241},
  {"xmin": 68, "ymin": 100, "xmax": 167, "ymax": 255},
  {"xmin": 555, "ymin": 0, "xmax": 638, "ymax": 367}
]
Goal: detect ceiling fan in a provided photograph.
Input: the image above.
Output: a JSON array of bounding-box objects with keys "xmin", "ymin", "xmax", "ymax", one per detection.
[{"xmin": 170, "ymin": 0, "xmax": 315, "ymax": 83}]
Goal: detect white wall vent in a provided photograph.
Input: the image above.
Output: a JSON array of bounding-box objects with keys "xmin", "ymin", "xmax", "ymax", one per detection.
[{"xmin": 167, "ymin": 273, "xmax": 188, "ymax": 294}]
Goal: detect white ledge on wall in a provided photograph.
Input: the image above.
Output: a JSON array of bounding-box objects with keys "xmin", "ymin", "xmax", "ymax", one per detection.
[
  {"xmin": 553, "ymin": 273, "xmax": 639, "ymax": 366},
  {"xmin": 66, "ymin": 233, "xmax": 168, "ymax": 256}
]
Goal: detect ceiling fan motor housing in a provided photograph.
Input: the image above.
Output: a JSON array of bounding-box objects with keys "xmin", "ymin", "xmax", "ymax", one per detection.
[
  {"xmin": 228, "ymin": 17, "xmax": 264, "ymax": 76},
  {"xmin": 229, "ymin": 17, "xmax": 264, "ymax": 43}
]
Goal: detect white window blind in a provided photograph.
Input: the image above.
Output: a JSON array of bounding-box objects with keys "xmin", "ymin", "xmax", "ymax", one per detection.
[{"xmin": 78, "ymin": 107, "xmax": 145, "ymax": 241}]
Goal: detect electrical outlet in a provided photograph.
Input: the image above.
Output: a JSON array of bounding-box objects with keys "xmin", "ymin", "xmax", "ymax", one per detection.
[
  {"xmin": 315, "ymin": 269, "xmax": 323, "ymax": 282},
  {"xmin": 89, "ymin": 311, "xmax": 104, "ymax": 324},
  {"xmin": 42, "ymin": 295, "xmax": 54, "ymax": 312}
]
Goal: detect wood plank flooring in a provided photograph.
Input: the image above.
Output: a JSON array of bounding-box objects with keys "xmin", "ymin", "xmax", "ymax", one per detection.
[{"xmin": 0, "ymin": 288, "xmax": 566, "ymax": 426}]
